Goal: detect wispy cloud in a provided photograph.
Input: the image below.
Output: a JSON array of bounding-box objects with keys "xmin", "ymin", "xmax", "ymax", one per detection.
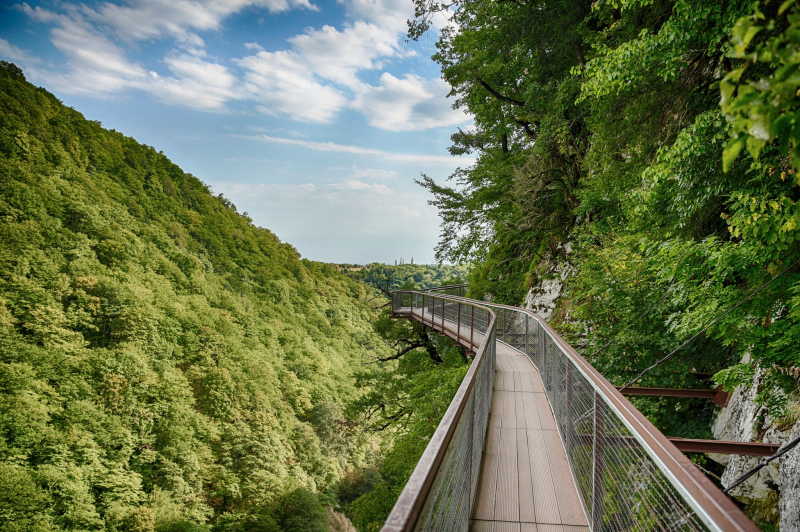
[
  {"xmin": 85, "ymin": 0, "xmax": 317, "ymax": 45},
  {"xmin": 348, "ymin": 166, "xmax": 399, "ymax": 180},
  {"xmin": 241, "ymin": 134, "xmax": 472, "ymax": 166},
  {"xmin": 236, "ymin": 50, "xmax": 347, "ymax": 122},
  {"xmin": 0, "ymin": 37, "xmax": 39, "ymax": 64}
]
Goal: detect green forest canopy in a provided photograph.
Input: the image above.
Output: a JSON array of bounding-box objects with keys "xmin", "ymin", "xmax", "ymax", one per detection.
[
  {"xmin": 340, "ymin": 263, "xmax": 469, "ymax": 294},
  {"xmin": 0, "ymin": 61, "xmax": 398, "ymax": 532}
]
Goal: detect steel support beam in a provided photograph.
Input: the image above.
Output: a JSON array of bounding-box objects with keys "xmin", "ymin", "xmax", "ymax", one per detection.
[
  {"xmin": 667, "ymin": 438, "xmax": 780, "ymax": 456},
  {"xmin": 617, "ymin": 386, "xmax": 731, "ymax": 406}
]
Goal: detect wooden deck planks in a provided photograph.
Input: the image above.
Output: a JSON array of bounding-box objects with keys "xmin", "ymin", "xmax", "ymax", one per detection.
[
  {"xmin": 534, "ymin": 393, "xmax": 557, "ymax": 430},
  {"xmin": 495, "ymin": 428, "xmax": 520, "ymax": 522},
  {"xmin": 521, "ymin": 393, "xmax": 542, "ymax": 430},
  {"xmin": 519, "ymin": 370, "xmax": 535, "ymax": 393},
  {"xmin": 490, "ymin": 392, "xmax": 502, "ymax": 428},
  {"xmin": 515, "ymin": 393, "xmax": 527, "ymax": 429},
  {"xmin": 499, "ymin": 391, "xmax": 517, "ymax": 429},
  {"xmin": 474, "ymin": 427, "xmax": 501, "ymax": 520},
  {"xmin": 513, "ymin": 370, "xmax": 524, "ymax": 393},
  {"xmin": 542, "ymin": 430, "xmax": 587, "ymax": 526},
  {"xmin": 527, "ymin": 428, "xmax": 562, "ymax": 524},
  {"xmin": 517, "ymin": 430, "xmax": 537, "ymax": 524}
]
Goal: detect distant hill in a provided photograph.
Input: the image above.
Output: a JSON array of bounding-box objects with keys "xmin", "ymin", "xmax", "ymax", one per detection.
[
  {"xmin": 340, "ymin": 263, "xmax": 470, "ymax": 294},
  {"xmin": 0, "ymin": 62, "xmax": 390, "ymax": 532}
]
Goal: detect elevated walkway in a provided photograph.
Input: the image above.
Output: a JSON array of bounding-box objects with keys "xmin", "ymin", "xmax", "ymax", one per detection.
[{"xmin": 383, "ymin": 290, "xmax": 762, "ymax": 532}]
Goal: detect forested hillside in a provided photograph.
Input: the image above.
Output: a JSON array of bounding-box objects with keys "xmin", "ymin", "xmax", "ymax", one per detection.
[
  {"xmin": 342, "ymin": 263, "xmax": 469, "ymax": 294},
  {"xmin": 0, "ymin": 62, "xmax": 393, "ymax": 532},
  {"xmin": 411, "ymin": 0, "xmax": 800, "ymax": 526}
]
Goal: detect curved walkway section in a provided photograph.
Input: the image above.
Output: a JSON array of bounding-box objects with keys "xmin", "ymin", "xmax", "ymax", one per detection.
[{"xmin": 384, "ymin": 290, "xmax": 760, "ymax": 532}]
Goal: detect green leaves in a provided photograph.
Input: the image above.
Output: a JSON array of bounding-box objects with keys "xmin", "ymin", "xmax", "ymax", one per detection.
[
  {"xmin": 721, "ymin": 2, "xmax": 800, "ymax": 170},
  {"xmin": 723, "ymin": 136, "xmax": 746, "ymax": 172}
]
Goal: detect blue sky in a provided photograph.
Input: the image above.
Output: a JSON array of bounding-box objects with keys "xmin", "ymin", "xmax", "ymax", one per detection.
[{"xmin": 0, "ymin": 0, "xmax": 473, "ymax": 264}]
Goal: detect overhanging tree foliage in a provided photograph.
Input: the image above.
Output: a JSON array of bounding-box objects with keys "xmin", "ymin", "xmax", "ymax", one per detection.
[{"xmin": 414, "ymin": 1, "xmax": 800, "ymax": 525}]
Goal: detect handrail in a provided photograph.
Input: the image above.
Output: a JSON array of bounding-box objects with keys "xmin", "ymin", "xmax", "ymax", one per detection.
[
  {"xmin": 421, "ymin": 284, "xmax": 468, "ymax": 296},
  {"xmin": 386, "ymin": 288, "xmax": 760, "ymax": 532},
  {"xmin": 383, "ymin": 290, "xmax": 496, "ymax": 532}
]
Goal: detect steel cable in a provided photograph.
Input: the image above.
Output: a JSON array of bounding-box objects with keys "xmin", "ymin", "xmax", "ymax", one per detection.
[
  {"xmin": 723, "ymin": 433, "xmax": 800, "ymax": 494},
  {"xmin": 620, "ymin": 256, "xmax": 800, "ymax": 392}
]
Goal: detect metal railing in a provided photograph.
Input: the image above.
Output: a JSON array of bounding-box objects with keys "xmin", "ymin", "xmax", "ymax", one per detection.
[
  {"xmin": 383, "ymin": 290, "xmax": 495, "ymax": 532},
  {"xmin": 421, "ymin": 284, "xmax": 468, "ymax": 297},
  {"xmin": 386, "ymin": 288, "xmax": 759, "ymax": 532}
]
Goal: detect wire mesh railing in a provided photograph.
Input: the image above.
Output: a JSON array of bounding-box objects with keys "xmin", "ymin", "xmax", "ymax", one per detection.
[
  {"xmin": 386, "ymin": 288, "xmax": 759, "ymax": 532},
  {"xmin": 421, "ymin": 284, "xmax": 468, "ymax": 297},
  {"xmin": 384, "ymin": 291, "xmax": 495, "ymax": 532}
]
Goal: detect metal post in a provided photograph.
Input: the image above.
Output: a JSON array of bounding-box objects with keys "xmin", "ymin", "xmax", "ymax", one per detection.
[
  {"xmin": 470, "ymin": 306, "xmax": 474, "ymax": 348},
  {"xmin": 457, "ymin": 302, "xmax": 461, "ymax": 344},
  {"xmin": 592, "ymin": 391, "xmax": 605, "ymax": 531},
  {"xmin": 565, "ymin": 359, "xmax": 572, "ymax": 451},
  {"xmin": 545, "ymin": 337, "xmax": 550, "ymax": 394},
  {"xmin": 524, "ymin": 316, "xmax": 529, "ymax": 356}
]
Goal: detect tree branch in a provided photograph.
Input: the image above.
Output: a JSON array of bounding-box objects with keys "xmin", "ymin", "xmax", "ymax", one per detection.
[
  {"xmin": 375, "ymin": 342, "xmax": 426, "ymax": 362},
  {"xmin": 476, "ymin": 77, "xmax": 526, "ymax": 107}
]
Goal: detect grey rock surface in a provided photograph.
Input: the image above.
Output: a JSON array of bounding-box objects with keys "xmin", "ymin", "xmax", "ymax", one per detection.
[
  {"xmin": 523, "ymin": 276, "xmax": 563, "ymax": 320},
  {"xmin": 780, "ymin": 421, "xmax": 800, "ymax": 531},
  {"xmin": 711, "ymin": 362, "xmax": 781, "ymax": 502},
  {"xmin": 710, "ymin": 358, "xmax": 799, "ymax": 527},
  {"xmin": 523, "ymin": 247, "xmax": 572, "ymax": 319}
]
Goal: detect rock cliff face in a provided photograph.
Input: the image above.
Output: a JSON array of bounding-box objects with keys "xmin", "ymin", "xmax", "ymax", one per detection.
[
  {"xmin": 523, "ymin": 249, "xmax": 571, "ymax": 319},
  {"xmin": 710, "ymin": 358, "xmax": 800, "ymax": 528},
  {"xmin": 523, "ymin": 276, "xmax": 563, "ymax": 319}
]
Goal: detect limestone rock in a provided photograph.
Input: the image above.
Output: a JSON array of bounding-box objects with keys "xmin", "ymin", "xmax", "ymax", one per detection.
[
  {"xmin": 780, "ymin": 421, "xmax": 800, "ymax": 531},
  {"xmin": 524, "ymin": 246, "xmax": 572, "ymax": 319},
  {"xmin": 709, "ymin": 357, "xmax": 800, "ymax": 527}
]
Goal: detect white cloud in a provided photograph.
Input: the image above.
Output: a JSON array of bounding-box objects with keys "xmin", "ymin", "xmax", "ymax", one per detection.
[
  {"xmin": 20, "ymin": 4, "xmax": 241, "ymax": 109},
  {"xmin": 237, "ymin": 51, "xmax": 347, "ymax": 122},
  {"xmin": 243, "ymin": 134, "xmax": 471, "ymax": 166},
  {"xmin": 233, "ymin": 14, "xmax": 414, "ymax": 120},
  {"xmin": 342, "ymin": 0, "xmax": 413, "ymax": 34},
  {"xmin": 349, "ymin": 166, "xmax": 398, "ymax": 180},
  {"xmin": 14, "ymin": 0, "xmax": 464, "ymax": 130},
  {"xmin": 287, "ymin": 21, "xmax": 407, "ymax": 88},
  {"xmin": 330, "ymin": 179, "xmax": 390, "ymax": 192},
  {"xmin": 22, "ymin": 5, "xmax": 149, "ymax": 95},
  {"xmin": 85, "ymin": 0, "xmax": 317, "ymax": 45},
  {"xmin": 0, "ymin": 37, "xmax": 40, "ymax": 64},
  {"xmin": 352, "ymin": 73, "xmax": 468, "ymax": 131},
  {"xmin": 152, "ymin": 53, "xmax": 240, "ymax": 109}
]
